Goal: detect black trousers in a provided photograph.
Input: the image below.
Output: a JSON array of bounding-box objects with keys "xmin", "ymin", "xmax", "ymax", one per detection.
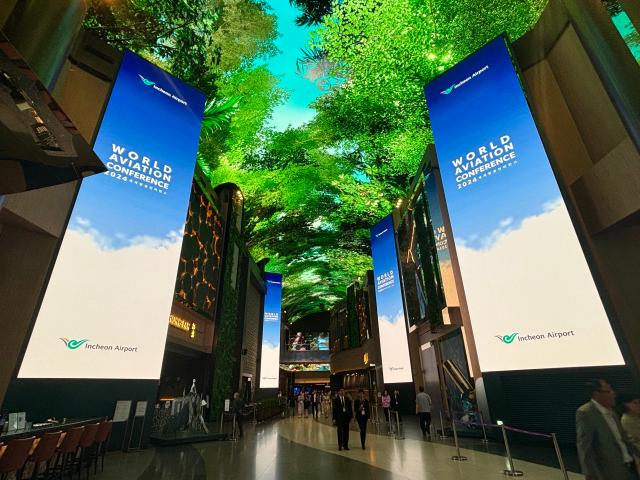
[
  {"xmin": 336, "ymin": 420, "xmax": 350, "ymax": 448},
  {"xmin": 418, "ymin": 412, "xmax": 431, "ymax": 435},
  {"xmin": 313, "ymin": 403, "xmax": 319, "ymax": 418},
  {"xmin": 356, "ymin": 416, "xmax": 367, "ymax": 447},
  {"xmin": 235, "ymin": 415, "xmax": 243, "ymax": 437}
]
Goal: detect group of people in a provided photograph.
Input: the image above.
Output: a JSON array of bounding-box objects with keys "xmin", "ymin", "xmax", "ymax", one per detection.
[
  {"xmin": 293, "ymin": 390, "xmax": 331, "ymax": 419},
  {"xmin": 577, "ymin": 378, "xmax": 640, "ymax": 480},
  {"xmin": 331, "ymin": 386, "xmax": 432, "ymax": 450}
]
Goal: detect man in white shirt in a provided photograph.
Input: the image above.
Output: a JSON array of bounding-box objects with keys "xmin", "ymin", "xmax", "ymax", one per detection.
[
  {"xmin": 576, "ymin": 379, "xmax": 638, "ymax": 480},
  {"xmin": 415, "ymin": 386, "xmax": 432, "ymax": 438}
]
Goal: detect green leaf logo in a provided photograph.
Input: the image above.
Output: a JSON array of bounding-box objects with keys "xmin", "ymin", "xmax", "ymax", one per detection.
[
  {"xmin": 495, "ymin": 333, "xmax": 518, "ymax": 344},
  {"xmin": 60, "ymin": 338, "xmax": 89, "ymax": 350},
  {"xmin": 440, "ymin": 84, "xmax": 455, "ymax": 95},
  {"xmin": 138, "ymin": 74, "xmax": 155, "ymax": 87}
]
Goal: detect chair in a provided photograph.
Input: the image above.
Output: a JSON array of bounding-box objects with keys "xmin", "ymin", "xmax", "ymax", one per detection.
[
  {"xmin": 91, "ymin": 421, "xmax": 112, "ymax": 474},
  {"xmin": 75, "ymin": 424, "xmax": 98, "ymax": 480},
  {"xmin": 0, "ymin": 436, "xmax": 35, "ymax": 480},
  {"xmin": 28, "ymin": 431, "xmax": 62, "ymax": 479},
  {"xmin": 53, "ymin": 426, "xmax": 84, "ymax": 480}
]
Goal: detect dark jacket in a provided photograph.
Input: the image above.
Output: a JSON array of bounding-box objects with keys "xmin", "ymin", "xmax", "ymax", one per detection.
[
  {"xmin": 232, "ymin": 398, "xmax": 245, "ymax": 415},
  {"xmin": 354, "ymin": 398, "xmax": 370, "ymax": 421},
  {"xmin": 332, "ymin": 395, "xmax": 353, "ymax": 423},
  {"xmin": 391, "ymin": 394, "xmax": 400, "ymax": 411}
]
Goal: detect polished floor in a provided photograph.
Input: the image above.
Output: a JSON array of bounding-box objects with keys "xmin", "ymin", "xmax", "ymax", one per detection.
[{"xmin": 95, "ymin": 417, "xmax": 585, "ymax": 479}]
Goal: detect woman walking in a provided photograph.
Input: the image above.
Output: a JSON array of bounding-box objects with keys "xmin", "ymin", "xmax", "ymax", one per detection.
[
  {"xmin": 382, "ymin": 389, "xmax": 392, "ymax": 433},
  {"xmin": 297, "ymin": 391, "xmax": 305, "ymax": 418}
]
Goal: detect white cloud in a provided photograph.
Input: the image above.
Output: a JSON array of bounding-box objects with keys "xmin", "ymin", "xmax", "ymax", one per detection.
[
  {"xmin": 260, "ymin": 342, "xmax": 281, "ymax": 388},
  {"xmin": 377, "ymin": 311, "xmax": 412, "ymax": 383},
  {"xmin": 19, "ymin": 227, "xmax": 183, "ymax": 379},
  {"xmin": 456, "ymin": 203, "xmax": 623, "ymax": 372}
]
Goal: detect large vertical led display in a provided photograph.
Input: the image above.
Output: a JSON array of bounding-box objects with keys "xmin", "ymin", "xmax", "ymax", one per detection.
[
  {"xmin": 259, "ymin": 272, "xmax": 282, "ymax": 388},
  {"xmin": 370, "ymin": 215, "xmax": 412, "ymax": 383},
  {"xmin": 424, "ymin": 37, "xmax": 623, "ymax": 372},
  {"xmin": 19, "ymin": 51, "xmax": 205, "ymax": 379},
  {"xmin": 423, "ymin": 171, "xmax": 459, "ymax": 307}
]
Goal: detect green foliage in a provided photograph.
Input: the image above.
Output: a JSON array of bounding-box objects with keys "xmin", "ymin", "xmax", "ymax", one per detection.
[
  {"xmin": 91, "ymin": 0, "xmax": 549, "ymax": 323},
  {"xmin": 289, "ymin": 0, "xmax": 333, "ymax": 26},
  {"xmin": 202, "ymin": 96, "xmax": 242, "ymax": 135},
  {"xmin": 210, "ymin": 218, "xmax": 241, "ymax": 419}
]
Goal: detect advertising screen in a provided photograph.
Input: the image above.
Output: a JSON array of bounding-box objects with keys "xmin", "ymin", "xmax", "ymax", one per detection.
[
  {"xmin": 260, "ymin": 272, "xmax": 283, "ymax": 388},
  {"xmin": 424, "ymin": 37, "xmax": 623, "ymax": 372},
  {"xmin": 423, "ymin": 171, "xmax": 459, "ymax": 307},
  {"xmin": 18, "ymin": 51, "xmax": 205, "ymax": 379},
  {"xmin": 370, "ymin": 215, "xmax": 413, "ymax": 383}
]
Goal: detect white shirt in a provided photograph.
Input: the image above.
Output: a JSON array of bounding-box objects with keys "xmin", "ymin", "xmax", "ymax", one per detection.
[{"xmin": 591, "ymin": 399, "xmax": 633, "ymax": 463}]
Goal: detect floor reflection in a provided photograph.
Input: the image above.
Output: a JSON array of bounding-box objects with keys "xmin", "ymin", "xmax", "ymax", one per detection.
[{"xmin": 139, "ymin": 445, "xmax": 206, "ymax": 480}]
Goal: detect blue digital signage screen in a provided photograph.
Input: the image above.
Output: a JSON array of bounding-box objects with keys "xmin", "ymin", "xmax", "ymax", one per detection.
[
  {"xmin": 19, "ymin": 51, "xmax": 205, "ymax": 379},
  {"xmin": 260, "ymin": 272, "xmax": 283, "ymax": 388},
  {"xmin": 423, "ymin": 171, "xmax": 459, "ymax": 307},
  {"xmin": 370, "ymin": 215, "xmax": 413, "ymax": 383},
  {"xmin": 424, "ymin": 37, "xmax": 623, "ymax": 372}
]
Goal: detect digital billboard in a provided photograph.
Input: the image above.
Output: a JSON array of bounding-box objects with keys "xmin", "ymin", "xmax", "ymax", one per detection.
[
  {"xmin": 259, "ymin": 272, "xmax": 282, "ymax": 388},
  {"xmin": 370, "ymin": 215, "xmax": 413, "ymax": 383},
  {"xmin": 19, "ymin": 51, "xmax": 205, "ymax": 379},
  {"xmin": 424, "ymin": 171, "xmax": 459, "ymax": 307},
  {"xmin": 424, "ymin": 36, "xmax": 623, "ymax": 372}
]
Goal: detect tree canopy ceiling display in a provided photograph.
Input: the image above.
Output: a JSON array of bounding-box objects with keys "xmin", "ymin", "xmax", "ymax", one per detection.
[{"xmin": 86, "ymin": 0, "xmax": 547, "ymax": 323}]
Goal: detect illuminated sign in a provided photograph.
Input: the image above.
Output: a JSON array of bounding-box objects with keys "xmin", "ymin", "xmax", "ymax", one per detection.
[
  {"xmin": 259, "ymin": 272, "xmax": 282, "ymax": 388},
  {"xmin": 19, "ymin": 51, "xmax": 205, "ymax": 379},
  {"xmin": 363, "ymin": 352, "xmax": 369, "ymax": 365},
  {"xmin": 424, "ymin": 37, "xmax": 623, "ymax": 372},
  {"xmin": 370, "ymin": 215, "xmax": 413, "ymax": 383},
  {"xmin": 168, "ymin": 314, "xmax": 196, "ymax": 338}
]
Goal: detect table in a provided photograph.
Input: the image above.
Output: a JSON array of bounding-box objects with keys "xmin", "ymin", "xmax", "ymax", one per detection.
[{"xmin": 0, "ymin": 417, "xmax": 104, "ymax": 443}]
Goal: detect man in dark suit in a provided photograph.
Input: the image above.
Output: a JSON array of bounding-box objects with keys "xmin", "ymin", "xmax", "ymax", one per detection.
[
  {"xmin": 312, "ymin": 391, "xmax": 320, "ymax": 419},
  {"xmin": 354, "ymin": 389, "xmax": 370, "ymax": 449},
  {"xmin": 576, "ymin": 379, "xmax": 639, "ymax": 480},
  {"xmin": 332, "ymin": 388, "xmax": 353, "ymax": 450},
  {"xmin": 391, "ymin": 389, "xmax": 402, "ymax": 423}
]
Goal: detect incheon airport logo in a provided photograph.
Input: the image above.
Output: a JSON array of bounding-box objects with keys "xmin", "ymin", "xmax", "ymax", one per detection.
[
  {"xmin": 137, "ymin": 74, "xmax": 188, "ymax": 106},
  {"xmin": 59, "ymin": 338, "xmax": 89, "ymax": 350},
  {"xmin": 440, "ymin": 65, "xmax": 490, "ymax": 95},
  {"xmin": 137, "ymin": 74, "xmax": 155, "ymax": 87},
  {"xmin": 495, "ymin": 333, "xmax": 518, "ymax": 344},
  {"xmin": 440, "ymin": 84, "xmax": 455, "ymax": 95},
  {"xmin": 496, "ymin": 330, "xmax": 576, "ymax": 345}
]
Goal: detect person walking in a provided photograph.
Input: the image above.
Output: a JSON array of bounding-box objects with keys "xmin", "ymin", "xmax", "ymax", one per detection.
[
  {"xmin": 323, "ymin": 391, "xmax": 331, "ymax": 418},
  {"xmin": 416, "ymin": 386, "xmax": 432, "ymax": 438},
  {"xmin": 619, "ymin": 391, "xmax": 640, "ymax": 471},
  {"xmin": 232, "ymin": 392, "xmax": 245, "ymax": 438},
  {"xmin": 312, "ymin": 391, "xmax": 320, "ymax": 419},
  {"xmin": 391, "ymin": 389, "xmax": 402, "ymax": 423},
  {"xmin": 354, "ymin": 389, "xmax": 370, "ymax": 449},
  {"xmin": 333, "ymin": 388, "xmax": 353, "ymax": 451},
  {"xmin": 297, "ymin": 391, "xmax": 305, "ymax": 418},
  {"xmin": 304, "ymin": 392, "xmax": 310, "ymax": 418},
  {"xmin": 576, "ymin": 379, "xmax": 638, "ymax": 480},
  {"xmin": 382, "ymin": 389, "xmax": 391, "ymax": 423}
]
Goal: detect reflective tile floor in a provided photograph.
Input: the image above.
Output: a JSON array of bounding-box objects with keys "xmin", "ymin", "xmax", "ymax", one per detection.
[{"xmin": 95, "ymin": 418, "xmax": 585, "ymax": 479}]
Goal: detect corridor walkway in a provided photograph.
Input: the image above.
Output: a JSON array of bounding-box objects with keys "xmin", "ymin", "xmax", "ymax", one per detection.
[{"xmin": 95, "ymin": 418, "xmax": 584, "ymax": 479}]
